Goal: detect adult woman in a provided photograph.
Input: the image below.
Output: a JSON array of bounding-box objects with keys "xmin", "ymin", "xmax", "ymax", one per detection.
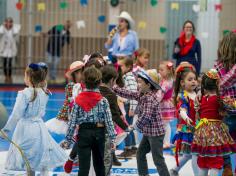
[
  {"xmin": 0, "ymin": 17, "xmax": 20, "ymax": 83},
  {"xmin": 173, "ymin": 20, "xmax": 201, "ymax": 75},
  {"xmin": 105, "ymin": 11, "xmax": 139, "ymax": 63}
]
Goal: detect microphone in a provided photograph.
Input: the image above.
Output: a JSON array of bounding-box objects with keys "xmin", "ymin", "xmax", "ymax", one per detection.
[{"xmin": 109, "ymin": 26, "xmax": 119, "ymax": 38}]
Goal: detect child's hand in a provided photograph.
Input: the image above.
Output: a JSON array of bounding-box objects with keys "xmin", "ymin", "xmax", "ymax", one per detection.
[
  {"xmin": 185, "ymin": 117, "xmax": 193, "ymax": 126},
  {"xmin": 111, "ymin": 141, "xmax": 116, "ymax": 151},
  {"xmin": 128, "ymin": 110, "xmax": 135, "ymax": 117},
  {"xmin": 60, "ymin": 140, "xmax": 70, "ymax": 149}
]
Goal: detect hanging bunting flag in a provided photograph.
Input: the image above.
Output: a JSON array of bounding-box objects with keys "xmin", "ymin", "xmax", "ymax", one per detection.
[
  {"xmin": 98, "ymin": 16, "xmax": 106, "ymax": 23},
  {"xmin": 223, "ymin": 30, "xmax": 230, "ymax": 35},
  {"xmin": 76, "ymin": 20, "xmax": 86, "ymax": 29},
  {"xmin": 215, "ymin": 3, "xmax": 222, "ymax": 12},
  {"xmin": 60, "ymin": 1, "xmax": 68, "ymax": 9},
  {"xmin": 35, "ymin": 25, "xmax": 42, "ymax": 33},
  {"xmin": 37, "ymin": 3, "xmax": 46, "ymax": 11},
  {"xmin": 171, "ymin": 2, "xmax": 179, "ymax": 10},
  {"xmin": 138, "ymin": 21, "xmax": 147, "ymax": 29},
  {"xmin": 16, "ymin": 2, "xmax": 24, "ymax": 10},
  {"xmin": 200, "ymin": 0, "xmax": 207, "ymax": 12},
  {"xmin": 192, "ymin": 4, "xmax": 200, "ymax": 13},
  {"xmin": 150, "ymin": 0, "xmax": 158, "ymax": 7},
  {"xmin": 80, "ymin": 0, "xmax": 88, "ymax": 6},
  {"xmin": 160, "ymin": 26, "xmax": 167, "ymax": 34},
  {"xmin": 56, "ymin": 24, "xmax": 64, "ymax": 32}
]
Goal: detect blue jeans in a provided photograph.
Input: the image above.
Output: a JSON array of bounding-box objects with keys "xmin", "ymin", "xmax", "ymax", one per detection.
[
  {"xmin": 46, "ymin": 52, "xmax": 60, "ymax": 80},
  {"xmin": 124, "ymin": 104, "xmax": 136, "ymax": 147}
]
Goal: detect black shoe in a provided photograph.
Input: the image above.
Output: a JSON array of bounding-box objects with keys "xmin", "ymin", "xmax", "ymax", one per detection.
[{"xmin": 112, "ymin": 152, "xmax": 122, "ymax": 166}]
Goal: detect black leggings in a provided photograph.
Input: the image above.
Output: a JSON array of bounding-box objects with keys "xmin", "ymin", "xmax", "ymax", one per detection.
[
  {"xmin": 3, "ymin": 57, "xmax": 12, "ymax": 76},
  {"xmin": 70, "ymin": 141, "xmax": 79, "ymax": 160}
]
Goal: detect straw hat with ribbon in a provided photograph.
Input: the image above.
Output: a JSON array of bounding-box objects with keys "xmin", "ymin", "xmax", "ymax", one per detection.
[
  {"xmin": 117, "ymin": 11, "xmax": 135, "ymax": 29},
  {"xmin": 138, "ymin": 69, "xmax": 163, "ymax": 91},
  {"xmin": 65, "ymin": 61, "xmax": 84, "ymax": 79}
]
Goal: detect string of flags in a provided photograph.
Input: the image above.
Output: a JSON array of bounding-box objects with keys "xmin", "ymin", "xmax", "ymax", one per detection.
[{"xmin": 14, "ymin": 0, "xmax": 231, "ymax": 36}]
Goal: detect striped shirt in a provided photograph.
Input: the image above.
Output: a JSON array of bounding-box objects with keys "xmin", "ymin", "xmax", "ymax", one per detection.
[
  {"xmin": 65, "ymin": 89, "xmax": 116, "ymax": 144},
  {"xmin": 123, "ymin": 71, "xmax": 138, "ymax": 112}
]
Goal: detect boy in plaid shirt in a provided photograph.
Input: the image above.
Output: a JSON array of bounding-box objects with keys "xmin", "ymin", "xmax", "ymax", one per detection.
[{"xmin": 113, "ymin": 69, "xmax": 170, "ymax": 176}]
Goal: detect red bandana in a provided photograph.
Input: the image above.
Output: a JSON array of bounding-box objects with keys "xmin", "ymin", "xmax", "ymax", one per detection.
[
  {"xmin": 75, "ymin": 92, "xmax": 103, "ymax": 112},
  {"xmin": 178, "ymin": 32, "xmax": 196, "ymax": 56}
]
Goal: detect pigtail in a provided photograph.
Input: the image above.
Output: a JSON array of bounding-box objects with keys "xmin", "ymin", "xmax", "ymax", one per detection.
[{"xmin": 174, "ymin": 72, "xmax": 182, "ymax": 106}]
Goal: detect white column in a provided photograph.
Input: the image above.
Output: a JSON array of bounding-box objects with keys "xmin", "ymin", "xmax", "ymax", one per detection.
[{"xmin": 197, "ymin": 0, "xmax": 221, "ymax": 72}]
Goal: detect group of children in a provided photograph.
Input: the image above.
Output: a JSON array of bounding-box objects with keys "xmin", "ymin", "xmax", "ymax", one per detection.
[{"xmin": 0, "ymin": 32, "xmax": 235, "ymax": 176}]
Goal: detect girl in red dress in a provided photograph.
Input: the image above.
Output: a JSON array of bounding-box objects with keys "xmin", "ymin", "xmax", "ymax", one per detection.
[{"xmin": 191, "ymin": 69, "xmax": 236, "ymax": 176}]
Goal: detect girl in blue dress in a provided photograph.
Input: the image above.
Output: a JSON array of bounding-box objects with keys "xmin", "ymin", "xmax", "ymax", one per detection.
[{"xmin": 1, "ymin": 63, "xmax": 67, "ymax": 175}]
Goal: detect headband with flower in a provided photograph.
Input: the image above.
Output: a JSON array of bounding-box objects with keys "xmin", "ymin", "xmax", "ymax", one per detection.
[
  {"xmin": 175, "ymin": 62, "xmax": 194, "ymax": 74},
  {"xmin": 205, "ymin": 69, "xmax": 219, "ymax": 80},
  {"xmin": 167, "ymin": 61, "xmax": 174, "ymax": 69}
]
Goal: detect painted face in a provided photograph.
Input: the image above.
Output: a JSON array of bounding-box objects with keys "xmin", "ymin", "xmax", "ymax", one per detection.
[
  {"xmin": 137, "ymin": 54, "xmax": 149, "ymax": 68},
  {"xmin": 184, "ymin": 22, "xmax": 194, "ymax": 36},
  {"xmin": 181, "ymin": 72, "xmax": 197, "ymax": 92},
  {"xmin": 159, "ymin": 64, "xmax": 168, "ymax": 79},
  {"xmin": 138, "ymin": 77, "xmax": 150, "ymax": 93},
  {"xmin": 118, "ymin": 18, "xmax": 128, "ymax": 31}
]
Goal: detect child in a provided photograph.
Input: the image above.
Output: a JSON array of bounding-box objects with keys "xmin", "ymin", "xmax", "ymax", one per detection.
[
  {"xmin": 214, "ymin": 31, "xmax": 236, "ymax": 175},
  {"xmin": 117, "ymin": 57, "xmax": 138, "ymax": 158},
  {"xmin": 133, "ymin": 48, "xmax": 150, "ymax": 73},
  {"xmin": 1, "ymin": 63, "xmax": 67, "ymax": 175},
  {"xmin": 191, "ymin": 69, "xmax": 236, "ymax": 176},
  {"xmin": 46, "ymin": 61, "xmax": 84, "ymax": 134},
  {"xmin": 63, "ymin": 66, "xmax": 116, "ymax": 176},
  {"xmin": 63, "ymin": 54, "xmax": 107, "ymax": 174},
  {"xmin": 113, "ymin": 69, "xmax": 170, "ymax": 176},
  {"xmin": 158, "ymin": 61, "xmax": 175, "ymax": 148},
  {"xmin": 169, "ymin": 62, "xmax": 199, "ymax": 176}
]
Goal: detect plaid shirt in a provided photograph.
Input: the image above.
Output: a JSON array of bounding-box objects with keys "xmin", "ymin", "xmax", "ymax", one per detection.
[
  {"xmin": 65, "ymin": 89, "xmax": 116, "ymax": 144},
  {"xmin": 215, "ymin": 62, "xmax": 236, "ymax": 114},
  {"xmin": 113, "ymin": 86, "xmax": 165, "ymax": 136},
  {"xmin": 123, "ymin": 71, "xmax": 138, "ymax": 112}
]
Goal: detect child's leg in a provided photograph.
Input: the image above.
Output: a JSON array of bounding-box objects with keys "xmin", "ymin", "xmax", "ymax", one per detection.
[
  {"xmin": 30, "ymin": 170, "xmax": 35, "ymax": 176},
  {"xmin": 163, "ymin": 120, "xmax": 171, "ymax": 146},
  {"xmin": 172, "ymin": 154, "xmax": 191, "ymax": 172},
  {"xmin": 192, "ymin": 155, "xmax": 199, "ymax": 176},
  {"xmin": 198, "ymin": 168, "xmax": 208, "ymax": 176},
  {"xmin": 149, "ymin": 135, "xmax": 169, "ymax": 176},
  {"xmin": 104, "ymin": 133, "xmax": 112, "ymax": 176},
  {"xmin": 69, "ymin": 141, "xmax": 79, "ymax": 160},
  {"xmin": 209, "ymin": 169, "xmax": 220, "ymax": 176},
  {"xmin": 40, "ymin": 168, "xmax": 49, "ymax": 176}
]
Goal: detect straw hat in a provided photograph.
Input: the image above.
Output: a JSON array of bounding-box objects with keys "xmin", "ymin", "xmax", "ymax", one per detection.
[
  {"xmin": 117, "ymin": 11, "xmax": 135, "ymax": 29},
  {"xmin": 65, "ymin": 61, "xmax": 84, "ymax": 79},
  {"xmin": 138, "ymin": 69, "xmax": 162, "ymax": 90}
]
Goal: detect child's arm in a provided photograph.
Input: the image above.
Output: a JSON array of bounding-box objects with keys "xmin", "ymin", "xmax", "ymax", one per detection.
[
  {"xmin": 65, "ymin": 104, "xmax": 78, "ymax": 145},
  {"xmin": 56, "ymin": 83, "xmax": 74, "ymax": 121},
  {"xmin": 103, "ymin": 98, "xmax": 116, "ymax": 140},
  {"xmin": 219, "ymin": 64, "xmax": 236, "ymax": 87},
  {"xmin": 124, "ymin": 75, "xmax": 138, "ymax": 116},
  {"xmin": 113, "ymin": 85, "xmax": 139, "ymax": 101},
  {"xmin": 3, "ymin": 91, "xmax": 28, "ymax": 133},
  {"xmin": 107, "ymin": 94, "xmax": 128, "ymax": 130}
]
